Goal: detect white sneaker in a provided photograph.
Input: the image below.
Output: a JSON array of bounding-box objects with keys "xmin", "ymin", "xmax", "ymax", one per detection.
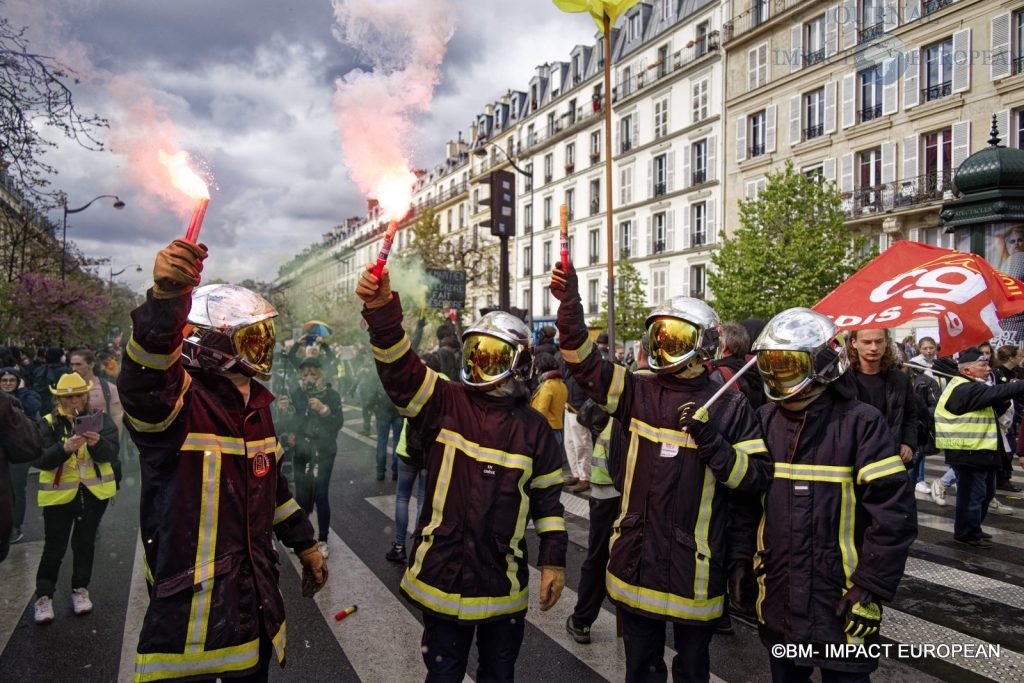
[
  {"xmin": 317, "ymin": 541, "xmax": 329, "ymax": 560},
  {"xmin": 71, "ymin": 587, "xmax": 93, "ymax": 615},
  {"xmin": 989, "ymin": 498, "xmax": 1015, "ymax": 516},
  {"xmin": 930, "ymin": 480, "xmax": 946, "ymax": 506},
  {"xmin": 915, "ymin": 481, "xmax": 931, "ymax": 495},
  {"xmin": 34, "ymin": 596, "xmax": 54, "ymax": 624}
]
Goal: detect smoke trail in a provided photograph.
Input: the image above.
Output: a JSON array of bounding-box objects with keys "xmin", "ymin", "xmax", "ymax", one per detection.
[{"xmin": 331, "ymin": 0, "xmax": 455, "ymax": 203}]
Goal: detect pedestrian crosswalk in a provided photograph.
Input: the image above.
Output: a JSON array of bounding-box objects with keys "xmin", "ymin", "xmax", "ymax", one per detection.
[{"xmin": 1, "ymin": 456, "xmax": 1023, "ymax": 682}]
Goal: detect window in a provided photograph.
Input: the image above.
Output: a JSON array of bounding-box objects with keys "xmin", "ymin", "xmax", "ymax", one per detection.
[
  {"xmin": 544, "ymin": 154, "xmax": 553, "ymax": 183},
  {"xmin": 567, "ymin": 98, "xmax": 577, "ymax": 125},
  {"xmin": 590, "ymin": 131, "xmax": 601, "ymax": 162},
  {"xmin": 657, "ymin": 44, "xmax": 669, "ymax": 78},
  {"xmin": 589, "ymin": 228, "xmax": 600, "ymax": 264},
  {"xmin": 522, "ymin": 245, "xmax": 532, "ymax": 276},
  {"xmin": 627, "ymin": 12, "xmax": 641, "ymax": 41},
  {"xmin": 749, "ymin": 110, "xmax": 766, "ymax": 157},
  {"xmin": 923, "ymin": 128, "xmax": 953, "ymax": 196},
  {"xmin": 473, "ymin": 189, "xmax": 481, "ymax": 213},
  {"xmin": 858, "ymin": 0, "xmax": 884, "ymax": 44},
  {"xmin": 524, "ymin": 163, "xmax": 534, "ymax": 191},
  {"xmin": 748, "ymin": 44, "xmax": 767, "ymax": 90},
  {"xmin": 1017, "ymin": 10, "xmax": 1024, "ymax": 75},
  {"xmin": 857, "ymin": 147, "xmax": 882, "ymax": 212},
  {"xmin": 804, "ymin": 88, "xmax": 825, "ymax": 140},
  {"xmin": 1017, "ymin": 110, "xmax": 1024, "ymax": 149},
  {"xmin": 543, "ymin": 240, "xmax": 552, "ymax": 272},
  {"xmin": 619, "ymin": 220, "xmax": 634, "ymax": 257},
  {"xmin": 924, "ymin": 38, "xmax": 953, "ymax": 102},
  {"xmin": 620, "ymin": 114, "xmax": 634, "ymax": 152},
  {"xmin": 589, "ymin": 179, "xmax": 601, "ymax": 215},
  {"xmin": 651, "ymin": 268, "xmax": 667, "ymax": 306},
  {"xmin": 523, "ymin": 203, "xmax": 533, "ymax": 233},
  {"xmin": 653, "ymin": 212, "xmax": 668, "ymax": 253},
  {"xmin": 692, "ymin": 202, "xmax": 707, "ymax": 246},
  {"xmin": 565, "ymin": 188, "xmax": 575, "ymax": 220},
  {"xmin": 692, "ymin": 78, "xmax": 709, "ymax": 123},
  {"xmin": 588, "ymin": 279, "xmax": 600, "ymax": 314},
  {"xmin": 572, "ymin": 54, "xmax": 583, "ymax": 84},
  {"xmin": 695, "ymin": 21, "xmax": 709, "ymax": 57},
  {"xmin": 691, "ymin": 139, "xmax": 708, "ymax": 185},
  {"xmin": 751, "ymin": 0, "xmax": 768, "ymax": 27},
  {"xmin": 804, "ymin": 15, "xmax": 826, "ymax": 66},
  {"xmin": 621, "ymin": 65, "xmax": 633, "ymax": 98},
  {"xmin": 803, "ymin": 164, "xmax": 824, "ymax": 180},
  {"xmin": 653, "ymin": 153, "xmax": 669, "ymax": 197},
  {"xmin": 565, "ymin": 143, "xmax": 576, "ymax": 173},
  {"xmin": 547, "ymin": 111, "xmax": 557, "ymax": 137},
  {"xmin": 689, "ymin": 264, "xmax": 706, "ymax": 299},
  {"xmin": 543, "ymin": 196, "xmax": 553, "ymax": 228},
  {"xmin": 459, "ymin": 204, "xmax": 466, "ymax": 228},
  {"xmin": 620, "ymin": 165, "xmax": 634, "ymax": 204},
  {"xmin": 661, "ymin": 0, "xmax": 673, "ymax": 22},
  {"xmin": 527, "ymin": 123, "xmax": 536, "ymax": 146},
  {"xmin": 859, "ymin": 65, "xmax": 883, "ymax": 122},
  {"xmin": 654, "ymin": 97, "xmax": 670, "ymax": 139}
]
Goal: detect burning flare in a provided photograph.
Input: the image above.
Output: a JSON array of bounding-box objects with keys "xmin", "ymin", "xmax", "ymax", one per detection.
[{"xmin": 158, "ymin": 150, "xmax": 211, "ymax": 244}]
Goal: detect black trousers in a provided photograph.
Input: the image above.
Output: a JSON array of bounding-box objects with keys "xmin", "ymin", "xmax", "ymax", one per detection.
[
  {"xmin": 421, "ymin": 612, "xmax": 525, "ymax": 683},
  {"xmin": 36, "ymin": 486, "xmax": 109, "ymax": 598},
  {"xmin": 768, "ymin": 657, "xmax": 872, "ymax": 683},
  {"xmin": 572, "ymin": 495, "xmax": 619, "ymax": 626},
  {"xmin": 620, "ymin": 609, "xmax": 715, "ymax": 683}
]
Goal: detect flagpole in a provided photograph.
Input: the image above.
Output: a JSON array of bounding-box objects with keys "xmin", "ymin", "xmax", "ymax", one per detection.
[{"xmin": 603, "ymin": 12, "xmax": 616, "ymax": 354}]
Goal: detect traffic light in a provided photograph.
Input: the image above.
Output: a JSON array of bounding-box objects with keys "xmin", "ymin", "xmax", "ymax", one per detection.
[{"xmin": 486, "ymin": 169, "xmax": 516, "ymax": 237}]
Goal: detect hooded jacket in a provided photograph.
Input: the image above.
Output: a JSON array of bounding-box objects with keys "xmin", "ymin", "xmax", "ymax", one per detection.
[{"xmin": 0, "ymin": 393, "xmax": 42, "ymax": 562}]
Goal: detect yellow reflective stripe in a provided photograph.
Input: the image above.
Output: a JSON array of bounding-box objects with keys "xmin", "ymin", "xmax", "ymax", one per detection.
[
  {"xmin": 182, "ymin": 434, "xmax": 246, "ymax": 454},
  {"xmin": 774, "ymin": 462, "xmax": 854, "ymax": 483},
  {"xmin": 606, "ymin": 572, "xmax": 724, "ymax": 621},
  {"xmin": 693, "ymin": 468, "xmax": 716, "ymax": 601},
  {"xmin": 400, "ymin": 572, "xmax": 530, "ymax": 619},
  {"xmin": 411, "ymin": 440, "xmax": 456, "ymax": 585},
  {"xmin": 124, "ymin": 373, "xmax": 192, "ymax": 434},
  {"xmin": 533, "ymin": 516, "xmax": 566, "ymax": 534},
  {"xmin": 532, "ymin": 468, "xmax": 564, "ymax": 489},
  {"xmin": 609, "ymin": 428, "xmax": 642, "ymax": 552},
  {"xmin": 754, "ymin": 509, "xmax": 767, "ymax": 623},
  {"xmin": 838, "ymin": 480, "xmax": 858, "ymax": 592},
  {"xmin": 560, "ymin": 338, "xmax": 594, "ymax": 364},
  {"xmin": 271, "ymin": 619, "xmax": 286, "ymax": 665},
  {"xmin": 723, "ymin": 440, "xmax": 757, "ymax": 489},
  {"xmin": 604, "ymin": 363, "xmax": 627, "ymax": 413},
  {"xmin": 436, "ymin": 430, "xmax": 533, "ymax": 472},
  {"xmin": 372, "ymin": 334, "xmax": 411, "ymax": 363},
  {"xmin": 399, "ymin": 368, "xmax": 438, "ymax": 418},
  {"xmin": 857, "ymin": 455, "xmax": 906, "ymax": 484},
  {"xmin": 247, "ymin": 436, "xmax": 278, "ymax": 453},
  {"xmin": 134, "ymin": 637, "xmax": 260, "ymax": 682},
  {"xmin": 187, "ymin": 450, "xmax": 221, "ymax": 654},
  {"xmin": 274, "ymin": 498, "xmax": 301, "ymax": 525},
  {"xmin": 629, "ymin": 417, "xmax": 696, "ymax": 449},
  {"xmin": 127, "ymin": 338, "xmax": 183, "ymax": 371}
]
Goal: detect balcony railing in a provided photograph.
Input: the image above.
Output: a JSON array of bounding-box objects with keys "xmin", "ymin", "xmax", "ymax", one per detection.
[
  {"xmin": 689, "ymin": 287, "xmax": 706, "ymax": 300},
  {"xmin": 692, "ymin": 170, "xmax": 707, "ymax": 186},
  {"xmin": 523, "ymin": 265, "xmax": 532, "ymax": 277},
  {"xmin": 589, "ymin": 253, "xmax": 600, "ymax": 265},
  {"xmin": 923, "ymin": 0, "xmax": 954, "ymax": 14},
  {"xmin": 803, "ymin": 48, "xmax": 825, "ymax": 67},
  {"xmin": 922, "ymin": 82, "xmax": 952, "ymax": 102},
  {"xmin": 748, "ymin": 143, "xmax": 765, "ymax": 158},
  {"xmin": 858, "ymin": 22, "xmax": 885, "ymax": 45},
  {"xmin": 804, "ymin": 123, "xmax": 825, "ymax": 141},
  {"xmin": 859, "ymin": 103, "xmax": 882, "ymax": 123},
  {"xmin": 611, "ymin": 38, "xmax": 720, "ymax": 103},
  {"xmin": 839, "ymin": 170, "xmax": 954, "ymax": 217},
  {"xmin": 590, "ymin": 199, "xmax": 600, "ymax": 215},
  {"xmin": 589, "ymin": 152, "xmax": 601, "ymax": 165},
  {"xmin": 724, "ymin": 0, "xmax": 803, "ymax": 42},
  {"xmin": 621, "ymin": 138, "xmax": 633, "ymax": 153},
  {"xmin": 652, "ymin": 239, "xmax": 666, "ymax": 254},
  {"xmin": 544, "ymin": 173, "xmax": 553, "ymax": 183},
  {"xmin": 692, "ymin": 231, "xmax": 707, "ymax": 247},
  {"xmin": 654, "ymin": 182, "xmax": 667, "ymax": 197},
  {"xmin": 524, "ymin": 222, "xmax": 533, "ymax": 234},
  {"xmin": 1016, "ymin": 55, "xmax": 1024, "ymax": 74}
]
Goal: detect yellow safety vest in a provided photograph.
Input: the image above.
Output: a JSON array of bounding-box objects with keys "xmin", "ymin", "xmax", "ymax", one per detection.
[
  {"xmin": 38, "ymin": 415, "xmax": 117, "ymax": 506},
  {"xmin": 933, "ymin": 377, "xmax": 999, "ymax": 452},
  {"xmin": 591, "ymin": 420, "xmax": 614, "ymax": 486}
]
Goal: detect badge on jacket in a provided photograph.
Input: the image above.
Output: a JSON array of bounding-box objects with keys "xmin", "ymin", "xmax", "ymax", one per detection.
[
  {"xmin": 253, "ymin": 451, "xmax": 271, "ymax": 478},
  {"xmin": 481, "ymin": 463, "xmax": 497, "ymax": 479}
]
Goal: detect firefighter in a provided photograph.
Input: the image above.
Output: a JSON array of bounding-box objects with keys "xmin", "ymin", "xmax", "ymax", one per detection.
[
  {"xmin": 550, "ymin": 260, "xmax": 772, "ymax": 682},
  {"xmin": 118, "ymin": 239, "xmax": 326, "ymax": 682},
  {"xmin": 356, "ymin": 264, "xmax": 567, "ymax": 682},
  {"xmin": 749, "ymin": 308, "xmax": 917, "ymax": 681}
]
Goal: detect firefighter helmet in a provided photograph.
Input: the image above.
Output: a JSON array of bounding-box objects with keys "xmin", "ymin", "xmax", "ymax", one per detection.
[
  {"xmin": 644, "ymin": 296, "xmax": 721, "ymax": 374},
  {"xmin": 183, "ymin": 284, "xmax": 278, "ymax": 381},
  {"xmin": 460, "ymin": 311, "xmax": 533, "ymax": 390},
  {"xmin": 751, "ymin": 307, "xmax": 849, "ymax": 401}
]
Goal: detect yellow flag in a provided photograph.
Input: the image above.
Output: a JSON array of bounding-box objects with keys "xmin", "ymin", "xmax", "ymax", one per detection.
[{"xmin": 552, "ymin": 0, "xmax": 642, "ymax": 33}]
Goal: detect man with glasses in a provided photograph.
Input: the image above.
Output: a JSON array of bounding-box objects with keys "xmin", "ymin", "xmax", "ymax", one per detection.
[{"xmin": 550, "ymin": 261, "xmax": 771, "ymax": 681}]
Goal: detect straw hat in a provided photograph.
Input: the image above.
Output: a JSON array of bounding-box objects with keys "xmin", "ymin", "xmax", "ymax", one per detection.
[{"xmin": 50, "ymin": 372, "xmax": 92, "ymax": 396}]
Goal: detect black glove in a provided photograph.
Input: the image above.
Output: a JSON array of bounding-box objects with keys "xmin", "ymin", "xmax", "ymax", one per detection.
[
  {"xmin": 728, "ymin": 563, "xmax": 751, "ymax": 609},
  {"xmin": 550, "ymin": 261, "xmax": 579, "ymax": 302},
  {"xmin": 678, "ymin": 401, "xmax": 716, "ymax": 447},
  {"xmin": 836, "ymin": 584, "xmax": 881, "ymax": 638}
]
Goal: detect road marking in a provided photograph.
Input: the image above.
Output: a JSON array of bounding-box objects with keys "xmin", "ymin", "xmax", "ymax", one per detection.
[
  {"xmin": 904, "ymin": 556, "xmax": 1024, "ymax": 610},
  {"xmin": 0, "ymin": 540, "xmax": 43, "ymax": 653}
]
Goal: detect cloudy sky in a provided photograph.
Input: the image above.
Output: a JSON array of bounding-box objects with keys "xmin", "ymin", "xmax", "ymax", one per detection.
[{"xmin": 7, "ymin": 0, "xmax": 596, "ymax": 288}]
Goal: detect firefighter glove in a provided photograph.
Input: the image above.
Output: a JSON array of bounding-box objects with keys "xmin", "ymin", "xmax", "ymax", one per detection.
[
  {"xmin": 153, "ymin": 239, "xmax": 207, "ymax": 299},
  {"xmin": 356, "ymin": 263, "xmax": 392, "ymax": 309},
  {"xmin": 298, "ymin": 544, "xmax": 328, "ymax": 598},
  {"xmin": 539, "ymin": 565, "xmax": 565, "ymax": 611},
  {"xmin": 549, "ymin": 261, "xmax": 579, "ymax": 303},
  {"xmin": 728, "ymin": 562, "xmax": 751, "ymax": 609},
  {"xmin": 836, "ymin": 585, "xmax": 881, "ymax": 638},
  {"xmin": 678, "ymin": 401, "xmax": 715, "ymax": 447}
]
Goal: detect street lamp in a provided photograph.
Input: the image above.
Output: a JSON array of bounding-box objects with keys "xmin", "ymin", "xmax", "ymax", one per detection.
[
  {"xmin": 107, "ymin": 263, "xmax": 142, "ymax": 339},
  {"xmin": 61, "ymin": 194, "xmax": 126, "ymax": 284}
]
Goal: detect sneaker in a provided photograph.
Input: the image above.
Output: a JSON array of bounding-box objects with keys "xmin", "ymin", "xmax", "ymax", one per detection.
[
  {"xmin": 563, "ymin": 476, "xmax": 579, "ymax": 488},
  {"xmin": 376, "ymin": 472, "xmax": 385, "ymax": 481},
  {"xmin": 989, "ymin": 498, "xmax": 1015, "ymax": 516},
  {"xmin": 979, "ymin": 530, "xmax": 993, "ymax": 540},
  {"xmin": 566, "ymin": 615, "xmax": 591, "ymax": 644},
  {"xmin": 571, "ymin": 480, "xmax": 591, "ymax": 493},
  {"xmin": 930, "ymin": 480, "xmax": 946, "ymax": 507},
  {"xmin": 954, "ymin": 535, "xmax": 993, "ymax": 549},
  {"xmin": 34, "ymin": 596, "xmax": 54, "ymax": 624},
  {"xmin": 71, "ymin": 588, "xmax": 93, "ymax": 615},
  {"xmin": 914, "ymin": 481, "xmax": 931, "ymax": 495},
  {"xmin": 997, "ymin": 481, "xmax": 1022, "ymax": 493},
  {"xmin": 385, "ymin": 543, "xmax": 407, "ymax": 563},
  {"xmin": 317, "ymin": 541, "xmax": 330, "ymax": 560},
  {"xmin": 715, "ymin": 615, "xmax": 735, "ymax": 635},
  {"xmin": 10, "ymin": 528, "xmax": 23, "ymax": 544}
]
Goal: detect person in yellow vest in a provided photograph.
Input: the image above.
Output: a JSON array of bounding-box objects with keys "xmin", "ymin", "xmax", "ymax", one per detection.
[{"xmin": 33, "ymin": 372, "xmax": 119, "ymax": 625}]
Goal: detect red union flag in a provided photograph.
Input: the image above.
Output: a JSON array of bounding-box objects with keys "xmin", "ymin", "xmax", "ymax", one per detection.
[{"xmin": 813, "ymin": 241, "xmax": 1024, "ymax": 354}]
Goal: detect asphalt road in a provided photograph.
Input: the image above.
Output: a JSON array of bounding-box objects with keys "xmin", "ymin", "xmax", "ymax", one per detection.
[{"xmin": 1, "ymin": 403, "xmax": 1023, "ymax": 682}]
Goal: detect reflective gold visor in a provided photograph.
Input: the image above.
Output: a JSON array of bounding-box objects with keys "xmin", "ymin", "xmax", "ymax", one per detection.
[
  {"xmin": 756, "ymin": 349, "xmax": 813, "ymax": 398},
  {"xmin": 647, "ymin": 318, "xmax": 701, "ymax": 370},
  {"xmin": 233, "ymin": 319, "xmax": 275, "ymax": 375},
  {"xmin": 462, "ymin": 333, "xmax": 516, "ymax": 386}
]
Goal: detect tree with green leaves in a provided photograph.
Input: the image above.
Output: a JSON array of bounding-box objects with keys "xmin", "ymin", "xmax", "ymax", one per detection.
[
  {"xmin": 591, "ymin": 251, "xmax": 649, "ymax": 345},
  {"xmin": 708, "ymin": 161, "xmax": 875, "ymax": 321}
]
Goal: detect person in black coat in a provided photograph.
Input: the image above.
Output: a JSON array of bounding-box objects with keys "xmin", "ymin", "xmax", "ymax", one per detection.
[
  {"xmin": 0, "ymin": 392, "xmax": 42, "ymax": 561},
  {"xmin": 848, "ymin": 329, "xmax": 917, "ymax": 466}
]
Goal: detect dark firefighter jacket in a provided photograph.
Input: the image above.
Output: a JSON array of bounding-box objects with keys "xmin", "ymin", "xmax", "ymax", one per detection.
[
  {"xmin": 363, "ymin": 294, "xmax": 567, "ymax": 622},
  {"xmin": 555, "ymin": 295, "xmax": 772, "ymax": 624},
  {"xmin": 118, "ymin": 291, "xmax": 316, "ymax": 682},
  {"xmin": 754, "ymin": 383, "xmax": 916, "ymax": 672}
]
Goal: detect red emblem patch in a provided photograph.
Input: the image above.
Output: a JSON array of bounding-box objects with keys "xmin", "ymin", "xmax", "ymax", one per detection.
[{"xmin": 252, "ymin": 451, "xmax": 270, "ymax": 478}]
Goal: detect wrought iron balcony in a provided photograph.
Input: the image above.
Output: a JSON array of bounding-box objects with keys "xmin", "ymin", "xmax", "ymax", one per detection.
[
  {"xmin": 859, "ymin": 103, "xmax": 883, "ymax": 123},
  {"xmin": 922, "ymin": 82, "xmax": 952, "ymax": 103},
  {"xmin": 858, "ymin": 22, "xmax": 885, "ymax": 45},
  {"xmin": 804, "ymin": 123, "xmax": 825, "ymax": 141},
  {"xmin": 748, "ymin": 143, "xmax": 765, "ymax": 158}
]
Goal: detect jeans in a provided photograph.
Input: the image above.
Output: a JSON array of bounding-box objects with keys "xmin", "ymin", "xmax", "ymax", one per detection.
[
  {"xmin": 940, "ymin": 467, "xmax": 957, "ymax": 487},
  {"xmin": 620, "ymin": 609, "xmax": 714, "ymax": 683},
  {"xmin": 912, "ymin": 451, "xmax": 926, "ymax": 483},
  {"xmin": 421, "ymin": 612, "xmax": 525, "ymax": 682},
  {"xmin": 293, "ymin": 450, "xmax": 336, "ymax": 542},
  {"xmin": 376, "ymin": 414, "xmax": 404, "ymax": 478},
  {"xmin": 394, "ymin": 462, "xmax": 426, "ymax": 546},
  {"xmin": 37, "ymin": 486, "xmax": 109, "ymax": 597},
  {"xmin": 951, "ymin": 465, "xmax": 997, "ymax": 540},
  {"xmin": 572, "ymin": 495, "xmax": 619, "ymax": 626},
  {"xmin": 10, "ymin": 461, "xmax": 30, "ymax": 529}
]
